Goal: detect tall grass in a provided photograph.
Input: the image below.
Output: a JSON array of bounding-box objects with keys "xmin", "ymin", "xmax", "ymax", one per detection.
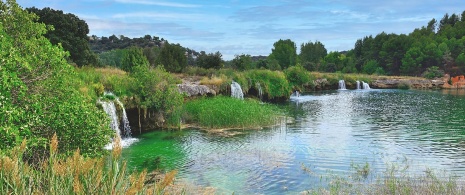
[
  {"xmin": 304, "ymin": 163, "xmax": 465, "ymax": 195},
  {"xmin": 183, "ymin": 96, "xmax": 281, "ymax": 129},
  {"xmin": 0, "ymin": 135, "xmax": 177, "ymax": 195}
]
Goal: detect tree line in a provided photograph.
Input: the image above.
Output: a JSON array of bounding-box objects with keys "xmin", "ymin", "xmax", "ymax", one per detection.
[{"xmin": 27, "ymin": 6, "xmax": 465, "ymax": 77}]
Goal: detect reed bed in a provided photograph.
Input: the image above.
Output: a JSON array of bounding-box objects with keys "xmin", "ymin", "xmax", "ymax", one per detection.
[
  {"xmin": 0, "ymin": 135, "xmax": 177, "ymax": 195},
  {"xmin": 183, "ymin": 96, "xmax": 281, "ymax": 129}
]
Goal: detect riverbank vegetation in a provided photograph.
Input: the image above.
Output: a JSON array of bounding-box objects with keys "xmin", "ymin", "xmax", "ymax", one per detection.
[{"xmin": 183, "ymin": 96, "xmax": 280, "ymax": 129}]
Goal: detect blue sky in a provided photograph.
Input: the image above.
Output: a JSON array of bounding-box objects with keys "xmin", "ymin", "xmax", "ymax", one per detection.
[{"xmin": 17, "ymin": 0, "xmax": 465, "ymax": 60}]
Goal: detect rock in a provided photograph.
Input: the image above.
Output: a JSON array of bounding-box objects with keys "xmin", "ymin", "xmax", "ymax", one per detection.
[
  {"xmin": 177, "ymin": 84, "xmax": 216, "ymax": 97},
  {"xmin": 372, "ymin": 78, "xmax": 444, "ymax": 89}
]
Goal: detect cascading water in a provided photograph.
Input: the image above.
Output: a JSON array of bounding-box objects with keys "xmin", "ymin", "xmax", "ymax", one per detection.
[
  {"xmin": 231, "ymin": 81, "xmax": 244, "ymax": 99},
  {"xmin": 356, "ymin": 81, "xmax": 361, "ymax": 89},
  {"xmin": 255, "ymin": 82, "xmax": 263, "ymax": 101},
  {"xmin": 115, "ymin": 99, "xmax": 132, "ymax": 137},
  {"xmin": 99, "ymin": 101, "xmax": 121, "ymax": 137},
  {"xmin": 338, "ymin": 80, "xmax": 346, "ymax": 90},
  {"xmin": 362, "ymin": 81, "xmax": 371, "ymax": 89},
  {"xmin": 98, "ymin": 92, "xmax": 138, "ymax": 149}
]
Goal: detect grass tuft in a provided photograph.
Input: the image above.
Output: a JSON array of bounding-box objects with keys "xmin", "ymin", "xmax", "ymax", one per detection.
[{"xmin": 183, "ymin": 96, "xmax": 281, "ymax": 129}]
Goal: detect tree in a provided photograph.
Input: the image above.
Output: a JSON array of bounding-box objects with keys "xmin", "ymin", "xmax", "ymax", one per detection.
[
  {"xmin": 26, "ymin": 7, "xmax": 97, "ymax": 66},
  {"xmin": 401, "ymin": 47, "xmax": 424, "ymax": 75},
  {"xmin": 231, "ymin": 54, "xmax": 254, "ymax": 70},
  {"xmin": 1, "ymin": 0, "xmax": 112, "ymax": 157},
  {"xmin": 121, "ymin": 47, "xmax": 149, "ymax": 72},
  {"xmin": 299, "ymin": 41, "xmax": 327, "ymax": 64},
  {"xmin": 269, "ymin": 39, "xmax": 298, "ymax": 69},
  {"xmin": 156, "ymin": 43, "xmax": 187, "ymax": 72},
  {"xmin": 196, "ymin": 51, "xmax": 223, "ymax": 69}
]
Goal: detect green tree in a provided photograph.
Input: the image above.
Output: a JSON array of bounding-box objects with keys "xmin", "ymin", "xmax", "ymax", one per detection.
[
  {"xmin": 121, "ymin": 47, "xmax": 149, "ymax": 72},
  {"xmin": 196, "ymin": 51, "xmax": 223, "ymax": 69},
  {"xmin": 401, "ymin": 47, "xmax": 424, "ymax": 75},
  {"xmin": 299, "ymin": 41, "xmax": 327, "ymax": 64},
  {"xmin": 1, "ymin": 0, "xmax": 112, "ymax": 157},
  {"xmin": 269, "ymin": 39, "xmax": 298, "ymax": 69},
  {"xmin": 157, "ymin": 43, "xmax": 187, "ymax": 72},
  {"xmin": 232, "ymin": 54, "xmax": 254, "ymax": 70},
  {"xmin": 26, "ymin": 7, "xmax": 97, "ymax": 67}
]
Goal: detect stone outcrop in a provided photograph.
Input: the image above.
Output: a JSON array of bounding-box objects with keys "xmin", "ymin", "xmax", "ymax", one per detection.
[
  {"xmin": 177, "ymin": 84, "xmax": 216, "ymax": 97},
  {"xmin": 371, "ymin": 78, "xmax": 444, "ymax": 89},
  {"xmin": 443, "ymin": 75, "xmax": 465, "ymax": 89}
]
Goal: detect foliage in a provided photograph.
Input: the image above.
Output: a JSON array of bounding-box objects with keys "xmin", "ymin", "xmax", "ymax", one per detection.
[
  {"xmin": 269, "ymin": 39, "xmax": 298, "ymax": 69},
  {"xmin": 121, "ymin": 47, "xmax": 149, "ymax": 72},
  {"xmin": 0, "ymin": 138, "xmax": 177, "ymax": 195},
  {"xmin": 284, "ymin": 65, "xmax": 313, "ymax": 90},
  {"xmin": 27, "ymin": 7, "xmax": 98, "ymax": 67},
  {"xmin": 422, "ymin": 66, "xmax": 445, "ymax": 79},
  {"xmin": 183, "ymin": 96, "xmax": 280, "ymax": 129},
  {"xmin": 231, "ymin": 54, "xmax": 254, "ymax": 70},
  {"xmin": 299, "ymin": 41, "xmax": 327, "ymax": 64},
  {"xmin": 130, "ymin": 65, "xmax": 184, "ymax": 126},
  {"xmin": 156, "ymin": 42, "xmax": 187, "ymax": 73},
  {"xmin": 245, "ymin": 70, "xmax": 292, "ymax": 100},
  {"xmin": 196, "ymin": 51, "xmax": 223, "ymax": 69},
  {"xmin": 0, "ymin": 0, "xmax": 112, "ymax": 158},
  {"xmin": 363, "ymin": 60, "xmax": 382, "ymax": 75}
]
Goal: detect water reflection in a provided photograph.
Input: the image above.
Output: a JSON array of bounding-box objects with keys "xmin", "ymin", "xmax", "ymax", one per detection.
[{"xmin": 124, "ymin": 89, "xmax": 465, "ymax": 194}]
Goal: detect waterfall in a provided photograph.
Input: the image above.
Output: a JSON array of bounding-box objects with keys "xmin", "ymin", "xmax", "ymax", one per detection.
[
  {"xmin": 99, "ymin": 101, "xmax": 121, "ymax": 138},
  {"xmin": 356, "ymin": 81, "xmax": 361, "ymax": 89},
  {"xmin": 338, "ymin": 80, "xmax": 346, "ymax": 90},
  {"xmin": 362, "ymin": 81, "xmax": 371, "ymax": 89},
  {"xmin": 231, "ymin": 81, "xmax": 244, "ymax": 99},
  {"xmin": 256, "ymin": 82, "xmax": 263, "ymax": 101},
  {"xmin": 115, "ymin": 99, "xmax": 132, "ymax": 137},
  {"xmin": 98, "ymin": 93, "xmax": 138, "ymax": 149}
]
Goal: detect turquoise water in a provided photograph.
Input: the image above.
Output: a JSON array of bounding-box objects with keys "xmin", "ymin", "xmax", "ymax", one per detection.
[{"xmin": 123, "ymin": 89, "xmax": 465, "ymax": 194}]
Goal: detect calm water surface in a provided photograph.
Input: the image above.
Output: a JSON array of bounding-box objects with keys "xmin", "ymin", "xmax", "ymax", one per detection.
[{"xmin": 123, "ymin": 89, "xmax": 465, "ymax": 194}]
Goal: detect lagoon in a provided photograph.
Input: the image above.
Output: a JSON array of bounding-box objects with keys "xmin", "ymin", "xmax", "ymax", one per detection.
[{"xmin": 123, "ymin": 89, "xmax": 465, "ymax": 194}]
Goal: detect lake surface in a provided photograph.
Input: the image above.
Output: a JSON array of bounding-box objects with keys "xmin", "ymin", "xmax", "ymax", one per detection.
[{"xmin": 123, "ymin": 89, "xmax": 465, "ymax": 194}]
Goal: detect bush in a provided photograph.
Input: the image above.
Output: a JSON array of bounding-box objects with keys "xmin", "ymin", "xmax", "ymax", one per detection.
[
  {"xmin": 285, "ymin": 65, "xmax": 312, "ymax": 90},
  {"xmin": 422, "ymin": 66, "xmax": 444, "ymax": 79}
]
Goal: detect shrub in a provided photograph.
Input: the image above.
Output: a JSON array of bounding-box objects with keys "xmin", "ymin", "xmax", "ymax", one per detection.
[
  {"xmin": 285, "ymin": 65, "xmax": 312, "ymax": 90},
  {"xmin": 422, "ymin": 66, "xmax": 444, "ymax": 79},
  {"xmin": 398, "ymin": 81, "xmax": 411, "ymax": 90}
]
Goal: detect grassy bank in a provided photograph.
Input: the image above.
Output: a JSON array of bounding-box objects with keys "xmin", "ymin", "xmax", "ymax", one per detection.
[{"xmin": 183, "ymin": 96, "xmax": 281, "ymax": 129}]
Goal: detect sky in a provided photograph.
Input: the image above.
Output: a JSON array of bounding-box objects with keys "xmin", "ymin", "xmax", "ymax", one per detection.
[{"xmin": 16, "ymin": 0, "xmax": 465, "ymax": 60}]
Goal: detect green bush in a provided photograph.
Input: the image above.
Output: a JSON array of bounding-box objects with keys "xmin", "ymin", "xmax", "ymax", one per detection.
[
  {"xmin": 422, "ymin": 66, "xmax": 444, "ymax": 79},
  {"xmin": 284, "ymin": 65, "xmax": 313, "ymax": 90}
]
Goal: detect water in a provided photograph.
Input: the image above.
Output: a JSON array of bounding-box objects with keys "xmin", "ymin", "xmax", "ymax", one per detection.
[
  {"xmin": 338, "ymin": 80, "xmax": 346, "ymax": 90},
  {"xmin": 362, "ymin": 81, "xmax": 371, "ymax": 89},
  {"xmin": 231, "ymin": 81, "xmax": 244, "ymax": 99},
  {"xmin": 123, "ymin": 89, "xmax": 465, "ymax": 194},
  {"xmin": 98, "ymin": 95, "xmax": 138, "ymax": 149},
  {"xmin": 356, "ymin": 80, "xmax": 361, "ymax": 89}
]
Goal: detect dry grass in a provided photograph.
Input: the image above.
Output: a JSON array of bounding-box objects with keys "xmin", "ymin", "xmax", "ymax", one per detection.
[
  {"xmin": 0, "ymin": 136, "xmax": 184, "ymax": 195},
  {"xmin": 199, "ymin": 75, "xmax": 228, "ymax": 86},
  {"xmin": 94, "ymin": 67, "xmax": 128, "ymax": 76}
]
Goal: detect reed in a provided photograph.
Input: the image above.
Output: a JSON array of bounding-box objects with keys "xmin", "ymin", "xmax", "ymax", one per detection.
[
  {"xmin": 0, "ymin": 135, "xmax": 176, "ymax": 195},
  {"xmin": 183, "ymin": 96, "xmax": 281, "ymax": 129}
]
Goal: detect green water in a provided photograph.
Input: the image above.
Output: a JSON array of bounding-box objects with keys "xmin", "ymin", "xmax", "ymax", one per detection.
[{"xmin": 123, "ymin": 89, "xmax": 465, "ymax": 194}]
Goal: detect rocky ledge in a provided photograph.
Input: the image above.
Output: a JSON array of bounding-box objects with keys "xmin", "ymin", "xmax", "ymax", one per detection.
[
  {"xmin": 371, "ymin": 78, "xmax": 445, "ymax": 89},
  {"xmin": 177, "ymin": 84, "xmax": 216, "ymax": 97}
]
